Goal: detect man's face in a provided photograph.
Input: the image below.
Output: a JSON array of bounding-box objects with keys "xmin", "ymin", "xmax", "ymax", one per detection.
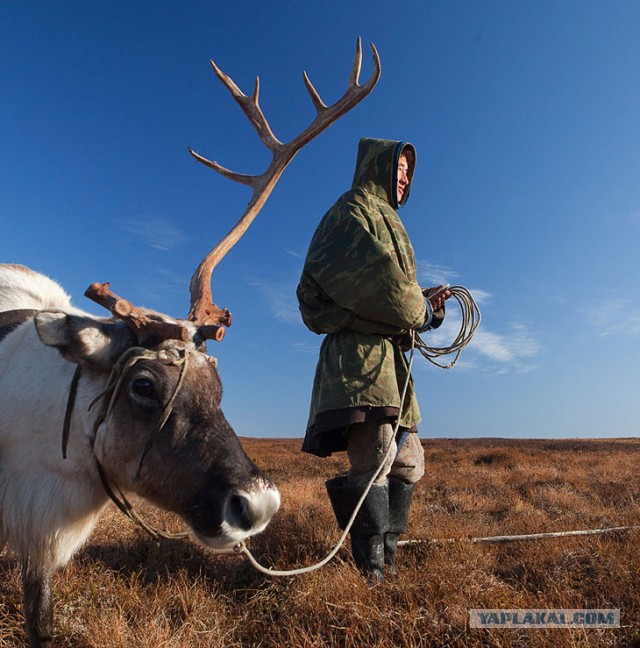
[{"xmin": 397, "ymin": 154, "xmax": 410, "ymax": 204}]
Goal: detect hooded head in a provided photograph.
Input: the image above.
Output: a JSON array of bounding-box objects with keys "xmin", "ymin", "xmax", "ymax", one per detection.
[{"xmin": 351, "ymin": 138, "xmax": 416, "ymax": 209}]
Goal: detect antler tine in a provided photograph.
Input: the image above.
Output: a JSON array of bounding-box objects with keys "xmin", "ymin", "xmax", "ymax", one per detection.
[
  {"xmin": 303, "ymin": 71, "xmax": 327, "ymax": 112},
  {"xmin": 304, "ymin": 37, "xmax": 368, "ymax": 115},
  {"xmin": 187, "ymin": 39, "xmax": 381, "ymax": 332},
  {"xmin": 209, "ymin": 59, "xmax": 282, "ymax": 152},
  {"xmin": 187, "ymin": 147, "xmax": 255, "ymax": 186},
  {"xmin": 84, "ymin": 282, "xmax": 219, "ymax": 346},
  {"xmin": 287, "ymin": 38, "xmax": 381, "ymax": 150},
  {"xmin": 348, "ymin": 35, "xmax": 364, "ymax": 88}
]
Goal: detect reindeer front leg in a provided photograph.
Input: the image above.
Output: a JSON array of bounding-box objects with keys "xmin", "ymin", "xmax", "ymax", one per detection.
[{"xmin": 22, "ymin": 564, "xmax": 53, "ymax": 647}]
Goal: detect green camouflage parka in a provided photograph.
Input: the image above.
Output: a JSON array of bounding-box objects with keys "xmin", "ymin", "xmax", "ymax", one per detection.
[{"xmin": 297, "ymin": 138, "xmax": 427, "ymax": 457}]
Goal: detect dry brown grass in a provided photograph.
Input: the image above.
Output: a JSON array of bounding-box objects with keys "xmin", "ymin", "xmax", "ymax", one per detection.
[{"xmin": 2, "ymin": 437, "xmax": 640, "ymax": 647}]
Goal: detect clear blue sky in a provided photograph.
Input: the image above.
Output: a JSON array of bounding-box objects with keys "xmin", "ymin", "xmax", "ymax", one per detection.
[{"xmin": 2, "ymin": 1, "xmax": 639, "ymax": 439}]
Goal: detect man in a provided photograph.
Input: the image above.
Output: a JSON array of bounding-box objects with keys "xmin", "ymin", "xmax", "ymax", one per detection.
[{"xmin": 296, "ymin": 138, "xmax": 450, "ymax": 581}]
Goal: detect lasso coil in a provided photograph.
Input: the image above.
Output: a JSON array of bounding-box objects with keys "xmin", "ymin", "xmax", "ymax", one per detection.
[{"xmin": 415, "ymin": 285, "xmax": 481, "ymax": 368}]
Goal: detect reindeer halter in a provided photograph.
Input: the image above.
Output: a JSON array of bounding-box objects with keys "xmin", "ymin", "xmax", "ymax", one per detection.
[{"xmin": 62, "ymin": 345, "xmax": 214, "ymax": 542}]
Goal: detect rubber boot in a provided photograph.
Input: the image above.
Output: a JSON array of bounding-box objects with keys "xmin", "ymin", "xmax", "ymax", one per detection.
[
  {"xmin": 384, "ymin": 478, "xmax": 415, "ymax": 576},
  {"xmin": 326, "ymin": 476, "xmax": 389, "ymax": 583}
]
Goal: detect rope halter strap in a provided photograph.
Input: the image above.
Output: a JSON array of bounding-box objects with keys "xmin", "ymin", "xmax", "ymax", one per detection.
[{"xmin": 62, "ymin": 345, "xmax": 201, "ymax": 541}]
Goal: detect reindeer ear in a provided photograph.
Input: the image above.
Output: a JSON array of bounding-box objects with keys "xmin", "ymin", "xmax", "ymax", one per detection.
[{"xmin": 34, "ymin": 311, "xmax": 136, "ymax": 367}]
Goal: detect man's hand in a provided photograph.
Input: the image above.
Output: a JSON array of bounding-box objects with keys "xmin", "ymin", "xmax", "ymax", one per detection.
[{"xmin": 425, "ymin": 285, "xmax": 452, "ymax": 312}]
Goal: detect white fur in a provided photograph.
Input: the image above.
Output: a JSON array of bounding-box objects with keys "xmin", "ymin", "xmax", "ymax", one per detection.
[
  {"xmin": 0, "ymin": 265, "xmax": 74, "ymax": 312},
  {"xmin": 0, "ymin": 263, "xmax": 282, "ymax": 646},
  {"xmin": 0, "ymin": 264, "xmax": 280, "ymax": 578},
  {"xmin": 0, "ymin": 265, "xmax": 107, "ymax": 571}
]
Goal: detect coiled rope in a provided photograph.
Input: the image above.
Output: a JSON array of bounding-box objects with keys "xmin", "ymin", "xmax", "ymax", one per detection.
[
  {"xmin": 94, "ymin": 288, "xmax": 639, "ymax": 574},
  {"xmin": 233, "ymin": 286, "xmax": 640, "ymax": 575},
  {"xmin": 234, "ymin": 286, "xmax": 482, "ymax": 574},
  {"xmin": 227, "ymin": 287, "xmax": 482, "ymax": 574},
  {"xmin": 415, "ymin": 285, "xmax": 481, "ymax": 369}
]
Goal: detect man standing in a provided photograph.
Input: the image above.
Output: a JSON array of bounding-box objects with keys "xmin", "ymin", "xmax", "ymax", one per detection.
[{"xmin": 297, "ymin": 138, "xmax": 450, "ymax": 581}]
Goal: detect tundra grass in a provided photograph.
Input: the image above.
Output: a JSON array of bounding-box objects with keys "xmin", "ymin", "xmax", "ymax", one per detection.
[{"xmin": 2, "ymin": 437, "xmax": 640, "ymax": 647}]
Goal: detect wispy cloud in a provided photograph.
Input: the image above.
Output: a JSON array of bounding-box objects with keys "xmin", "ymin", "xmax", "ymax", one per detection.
[
  {"xmin": 131, "ymin": 266, "xmax": 186, "ymax": 308},
  {"xmin": 586, "ymin": 298, "xmax": 640, "ymax": 337},
  {"xmin": 416, "ymin": 260, "xmax": 458, "ymax": 286},
  {"xmin": 413, "ymin": 263, "xmax": 541, "ymax": 373},
  {"xmin": 250, "ymin": 279, "xmax": 300, "ymax": 324},
  {"xmin": 119, "ymin": 217, "xmax": 187, "ymax": 251},
  {"xmin": 290, "ymin": 340, "xmax": 319, "ymax": 355},
  {"xmin": 473, "ymin": 324, "xmax": 540, "ymax": 366},
  {"xmin": 284, "ymin": 248, "xmax": 304, "ymax": 260},
  {"xmin": 418, "ymin": 290, "xmax": 540, "ymax": 375},
  {"xmin": 250, "ymin": 264, "xmax": 543, "ymax": 374},
  {"xmin": 467, "ymin": 288, "xmax": 492, "ymax": 305}
]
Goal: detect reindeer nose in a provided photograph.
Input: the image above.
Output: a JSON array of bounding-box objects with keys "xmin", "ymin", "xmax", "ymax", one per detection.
[
  {"xmin": 226, "ymin": 493, "xmax": 253, "ymax": 530},
  {"xmin": 223, "ymin": 483, "xmax": 280, "ymax": 535}
]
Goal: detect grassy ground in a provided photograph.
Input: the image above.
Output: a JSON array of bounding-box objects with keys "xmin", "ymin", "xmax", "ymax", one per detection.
[{"xmin": 2, "ymin": 437, "xmax": 640, "ymax": 647}]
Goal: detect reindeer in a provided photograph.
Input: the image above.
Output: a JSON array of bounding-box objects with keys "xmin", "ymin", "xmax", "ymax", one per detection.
[{"xmin": 0, "ymin": 40, "xmax": 380, "ymax": 646}]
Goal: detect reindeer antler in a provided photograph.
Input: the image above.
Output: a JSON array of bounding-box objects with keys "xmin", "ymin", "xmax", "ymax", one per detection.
[
  {"xmin": 85, "ymin": 282, "xmax": 226, "ymax": 345},
  {"xmin": 85, "ymin": 40, "xmax": 379, "ymax": 346},
  {"xmin": 187, "ymin": 37, "xmax": 381, "ymax": 332}
]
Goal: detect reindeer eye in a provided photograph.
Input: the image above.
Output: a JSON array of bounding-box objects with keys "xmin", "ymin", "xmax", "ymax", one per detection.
[{"xmin": 131, "ymin": 377, "xmax": 156, "ymax": 399}]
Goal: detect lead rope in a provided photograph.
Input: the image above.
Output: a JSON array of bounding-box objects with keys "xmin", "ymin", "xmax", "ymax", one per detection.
[
  {"xmin": 232, "ymin": 286, "xmax": 479, "ymax": 574},
  {"xmin": 233, "ymin": 287, "xmax": 640, "ymax": 574},
  {"xmin": 231, "ymin": 335, "xmax": 418, "ymax": 575},
  {"xmin": 398, "ymin": 525, "xmax": 640, "ymax": 547},
  {"xmin": 66, "ymin": 295, "xmax": 638, "ymax": 571},
  {"xmin": 231, "ymin": 288, "xmax": 479, "ymax": 573}
]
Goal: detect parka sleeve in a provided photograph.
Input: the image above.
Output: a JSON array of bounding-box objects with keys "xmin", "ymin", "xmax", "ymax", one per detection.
[{"xmin": 305, "ymin": 201, "xmax": 427, "ymax": 332}]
